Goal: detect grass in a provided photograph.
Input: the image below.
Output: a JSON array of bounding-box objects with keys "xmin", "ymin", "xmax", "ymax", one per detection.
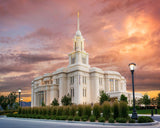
[{"xmin": 128, "ymin": 109, "xmax": 160, "ymax": 114}]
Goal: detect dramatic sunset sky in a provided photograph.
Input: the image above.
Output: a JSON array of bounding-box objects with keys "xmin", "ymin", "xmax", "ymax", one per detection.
[{"xmin": 0, "ymin": 0, "xmax": 160, "ymax": 101}]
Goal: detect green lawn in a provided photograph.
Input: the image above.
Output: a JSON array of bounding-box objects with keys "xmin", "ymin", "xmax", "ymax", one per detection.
[{"xmin": 128, "ymin": 109, "xmax": 160, "ymax": 114}]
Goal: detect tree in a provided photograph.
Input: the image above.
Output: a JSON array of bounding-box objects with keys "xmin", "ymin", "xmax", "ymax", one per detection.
[
  {"xmin": 142, "ymin": 94, "xmax": 150, "ymax": 106},
  {"xmin": 99, "ymin": 91, "xmax": 110, "ymax": 105},
  {"xmin": 51, "ymin": 98, "xmax": 59, "ymax": 106},
  {"xmin": 157, "ymin": 93, "xmax": 160, "ymax": 107},
  {"xmin": 8, "ymin": 92, "xmax": 17, "ymax": 109},
  {"xmin": 136, "ymin": 98, "xmax": 143, "ymax": 106},
  {"xmin": 120, "ymin": 94, "xmax": 127, "ymax": 103},
  {"xmin": 61, "ymin": 94, "xmax": 71, "ymax": 106},
  {"xmin": 0, "ymin": 96, "xmax": 9, "ymax": 110}
]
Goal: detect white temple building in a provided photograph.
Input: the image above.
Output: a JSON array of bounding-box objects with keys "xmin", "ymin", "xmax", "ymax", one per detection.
[{"xmin": 31, "ymin": 13, "xmax": 142, "ymax": 107}]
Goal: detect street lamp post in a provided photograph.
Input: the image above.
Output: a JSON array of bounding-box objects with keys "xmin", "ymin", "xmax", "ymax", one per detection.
[
  {"xmin": 21, "ymin": 98, "xmax": 23, "ymax": 107},
  {"xmin": 129, "ymin": 63, "xmax": 138, "ymax": 119},
  {"xmin": 18, "ymin": 89, "xmax": 21, "ymax": 107}
]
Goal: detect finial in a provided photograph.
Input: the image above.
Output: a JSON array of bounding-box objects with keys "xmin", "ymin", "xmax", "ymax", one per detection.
[
  {"xmin": 77, "ymin": 11, "xmax": 79, "ymax": 30},
  {"xmin": 77, "ymin": 11, "xmax": 79, "ymax": 18}
]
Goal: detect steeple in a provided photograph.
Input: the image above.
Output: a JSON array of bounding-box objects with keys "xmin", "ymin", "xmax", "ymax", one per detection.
[
  {"xmin": 76, "ymin": 11, "xmax": 81, "ymax": 36},
  {"xmin": 68, "ymin": 12, "xmax": 89, "ymax": 66},
  {"xmin": 77, "ymin": 11, "xmax": 79, "ymax": 30}
]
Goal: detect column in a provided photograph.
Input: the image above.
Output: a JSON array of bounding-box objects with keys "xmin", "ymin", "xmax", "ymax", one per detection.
[
  {"xmin": 31, "ymin": 86, "xmax": 34, "ymax": 107},
  {"xmin": 113, "ymin": 79, "xmax": 115, "ymax": 92}
]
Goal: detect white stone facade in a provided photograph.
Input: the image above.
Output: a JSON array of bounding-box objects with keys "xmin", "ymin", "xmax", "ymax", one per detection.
[{"xmin": 31, "ymin": 13, "xmax": 142, "ymax": 107}]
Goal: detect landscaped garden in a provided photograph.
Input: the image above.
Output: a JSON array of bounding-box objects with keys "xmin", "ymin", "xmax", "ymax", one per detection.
[
  {"xmin": 1, "ymin": 91, "xmax": 160, "ymax": 124},
  {"xmin": 7, "ymin": 101, "xmax": 154, "ymax": 123}
]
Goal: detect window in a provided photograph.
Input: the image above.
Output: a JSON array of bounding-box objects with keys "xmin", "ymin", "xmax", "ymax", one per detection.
[
  {"xmin": 109, "ymin": 79, "xmax": 114, "ymax": 92},
  {"xmin": 82, "ymin": 54, "xmax": 86, "ymax": 64},
  {"xmin": 70, "ymin": 76, "xmax": 74, "ymax": 84},
  {"xmin": 115, "ymin": 80, "xmax": 118, "ymax": 91},
  {"xmin": 99, "ymin": 78, "xmax": 102, "ymax": 85},
  {"xmin": 83, "ymin": 88, "xmax": 86, "ymax": 97},
  {"xmin": 82, "ymin": 76, "xmax": 87, "ymax": 84},
  {"xmin": 44, "ymin": 81, "xmax": 49, "ymax": 85},
  {"xmin": 71, "ymin": 54, "xmax": 75, "ymax": 64},
  {"xmin": 56, "ymin": 78, "xmax": 59, "ymax": 84},
  {"xmin": 70, "ymin": 88, "xmax": 74, "ymax": 97}
]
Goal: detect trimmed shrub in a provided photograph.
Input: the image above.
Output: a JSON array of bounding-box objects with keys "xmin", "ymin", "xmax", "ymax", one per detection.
[
  {"xmin": 93, "ymin": 103, "xmax": 101, "ymax": 119},
  {"xmin": 55, "ymin": 116, "xmax": 60, "ymax": 120},
  {"xmin": 47, "ymin": 107, "xmax": 52, "ymax": 115},
  {"xmin": 116, "ymin": 118, "xmax": 127, "ymax": 123},
  {"xmin": 113, "ymin": 101, "xmax": 119, "ymax": 119},
  {"xmin": 83, "ymin": 105, "xmax": 91, "ymax": 117},
  {"xmin": 138, "ymin": 116, "xmax": 153, "ymax": 123},
  {"xmin": 56, "ymin": 106, "xmax": 63, "ymax": 116},
  {"xmin": 119, "ymin": 101, "xmax": 128, "ymax": 118},
  {"xmin": 98, "ymin": 117, "xmax": 105, "ymax": 122},
  {"xmin": 102, "ymin": 101, "xmax": 111, "ymax": 120},
  {"xmin": 69, "ymin": 105, "xmax": 77, "ymax": 116},
  {"xmin": 108, "ymin": 118, "xmax": 114, "ymax": 123},
  {"xmin": 74, "ymin": 116, "xmax": 81, "ymax": 121},
  {"xmin": 18, "ymin": 107, "xmax": 22, "ymax": 114},
  {"xmin": 68, "ymin": 116, "xmax": 74, "ymax": 121},
  {"xmin": 60, "ymin": 116, "xmax": 68, "ymax": 120},
  {"xmin": 63, "ymin": 106, "xmax": 70, "ymax": 116},
  {"xmin": 89, "ymin": 116, "xmax": 96, "ymax": 122},
  {"xmin": 42, "ymin": 107, "xmax": 47, "ymax": 115},
  {"xmin": 77, "ymin": 105, "xmax": 84, "ymax": 117},
  {"xmin": 39, "ymin": 107, "xmax": 43, "ymax": 115},
  {"xmin": 81, "ymin": 115, "xmax": 88, "ymax": 121},
  {"xmin": 129, "ymin": 119, "xmax": 136, "ymax": 123},
  {"xmin": 51, "ymin": 115, "xmax": 56, "ymax": 120},
  {"xmin": 51, "ymin": 107, "xmax": 57, "ymax": 116}
]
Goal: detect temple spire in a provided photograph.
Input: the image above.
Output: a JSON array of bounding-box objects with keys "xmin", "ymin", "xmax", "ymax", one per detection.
[{"xmin": 77, "ymin": 11, "xmax": 79, "ymax": 30}]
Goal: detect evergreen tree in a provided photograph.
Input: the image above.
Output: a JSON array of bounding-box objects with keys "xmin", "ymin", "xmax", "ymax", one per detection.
[
  {"xmin": 61, "ymin": 94, "xmax": 72, "ymax": 106},
  {"xmin": 120, "ymin": 94, "xmax": 127, "ymax": 103},
  {"xmin": 157, "ymin": 93, "xmax": 160, "ymax": 107},
  {"xmin": 142, "ymin": 94, "xmax": 150, "ymax": 106},
  {"xmin": 51, "ymin": 98, "xmax": 59, "ymax": 106},
  {"xmin": 8, "ymin": 92, "xmax": 17, "ymax": 109},
  {"xmin": 99, "ymin": 91, "xmax": 110, "ymax": 105}
]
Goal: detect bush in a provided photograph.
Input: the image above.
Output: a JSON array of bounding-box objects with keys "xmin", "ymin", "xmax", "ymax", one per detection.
[
  {"xmin": 59, "ymin": 116, "xmax": 68, "ymax": 120},
  {"xmin": 98, "ymin": 117, "xmax": 105, "ymax": 122},
  {"xmin": 51, "ymin": 107, "xmax": 57, "ymax": 116},
  {"xmin": 129, "ymin": 118, "xmax": 136, "ymax": 123},
  {"xmin": 68, "ymin": 116, "xmax": 74, "ymax": 121},
  {"xmin": 62, "ymin": 106, "xmax": 70, "ymax": 116},
  {"xmin": 138, "ymin": 116, "xmax": 153, "ymax": 123},
  {"xmin": 50, "ymin": 115, "xmax": 56, "ymax": 120},
  {"xmin": 77, "ymin": 105, "xmax": 84, "ymax": 117},
  {"xmin": 93, "ymin": 103, "xmax": 101, "ymax": 119},
  {"xmin": 108, "ymin": 118, "xmax": 114, "ymax": 123},
  {"xmin": 83, "ymin": 105, "xmax": 91, "ymax": 117},
  {"xmin": 89, "ymin": 116, "xmax": 96, "ymax": 122},
  {"xmin": 47, "ymin": 107, "xmax": 52, "ymax": 116},
  {"xmin": 113, "ymin": 101, "xmax": 119, "ymax": 119},
  {"xmin": 81, "ymin": 115, "xmax": 88, "ymax": 121},
  {"xmin": 119, "ymin": 101, "xmax": 128, "ymax": 118},
  {"xmin": 57, "ymin": 107, "xmax": 63, "ymax": 116},
  {"xmin": 55, "ymin": 116, "xmax": 60, "ymax": 120},
  {"xmin": 102, "ymin": 101, "xmax": 111, "ymax": 120},
  {"xmin": 116, "ymin": 118, "xmax": 127, "ymax": 123},
  {"xmin": 69, "ymin": 105, "xmax": 77, "ymax": 116},
  {"xmin": 74, "ymin": 116, "xmax": 81, "ymax": 121}
]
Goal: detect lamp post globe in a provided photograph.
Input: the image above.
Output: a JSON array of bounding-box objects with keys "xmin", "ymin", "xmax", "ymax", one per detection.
[
  {"xmin": 18, "ymin": 89, "xmax": 21, "ymax": 106},
  {"xmin": 128, "ymin": 63, "xmax": 138, "ymax": 119}
]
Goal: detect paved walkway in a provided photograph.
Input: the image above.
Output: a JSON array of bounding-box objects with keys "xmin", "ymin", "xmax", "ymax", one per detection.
[{"xmin": 0, "ymin": 116, "xmax": 159, "ymax": 128}]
